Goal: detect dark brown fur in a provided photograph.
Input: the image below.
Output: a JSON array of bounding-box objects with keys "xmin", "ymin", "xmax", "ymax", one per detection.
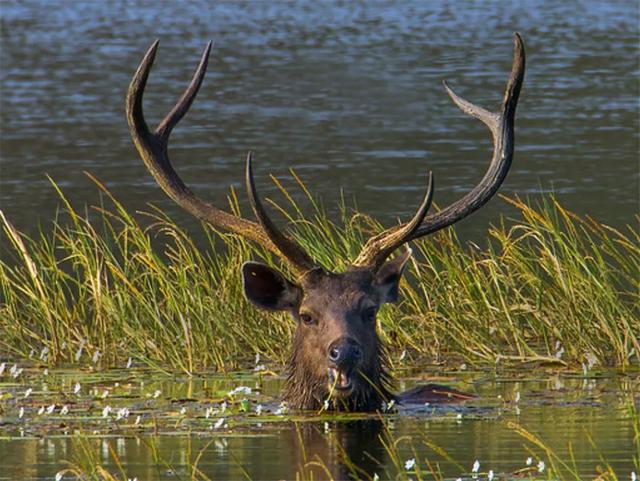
[
  {"xmin": 243, "ymin": 260, "xmax": 474, "ymax": 411},
  {"xmin": 282, "ymin": 268, "xmax": 395, "ymax": 410}
]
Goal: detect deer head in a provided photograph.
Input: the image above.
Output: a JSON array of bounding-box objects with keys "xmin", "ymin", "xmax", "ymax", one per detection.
[{"xmin": 126, "ymin": 34, "xmax": 525, "ymax": 410}]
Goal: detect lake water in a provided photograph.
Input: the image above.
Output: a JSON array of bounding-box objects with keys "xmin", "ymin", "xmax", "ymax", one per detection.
[
  {"xmin": 1, "ymin": 2, "xmax": 638, "ymax": 480},
  {"xmin": 0, "ymin": 364, "xmax": 637, "ymax": 480},
  {"xmin": 1, "ymin": 0, "xmax": 638, "ymax": 245}
]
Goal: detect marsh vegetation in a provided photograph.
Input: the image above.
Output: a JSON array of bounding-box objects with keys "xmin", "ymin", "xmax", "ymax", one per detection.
[{"xmin": 1, "ymin": 178, "xmax": 638, "ymax": 372}]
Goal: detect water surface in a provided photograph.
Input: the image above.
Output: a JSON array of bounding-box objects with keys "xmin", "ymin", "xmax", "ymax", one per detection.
[
  {"xmin": 0, "ymin": 363, "xmax": 637, "ymax": 480},
  {"xmin": 1, "ymin": 1, "xmax": 638, "ymax": 246}
]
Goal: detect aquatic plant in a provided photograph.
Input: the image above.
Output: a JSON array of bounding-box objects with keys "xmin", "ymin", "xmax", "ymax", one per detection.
[{"xmin": 0, "ymin": 176, "xmax": 638, "ymax": 371}]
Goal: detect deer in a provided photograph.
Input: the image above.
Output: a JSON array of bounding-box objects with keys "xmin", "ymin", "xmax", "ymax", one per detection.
[{"xmin": 126, "ymin": 34, "xmax": 525, "ymax": 411}]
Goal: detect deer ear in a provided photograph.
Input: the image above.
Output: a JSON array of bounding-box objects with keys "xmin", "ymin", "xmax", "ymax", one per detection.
[
  {"xmin": 374, "ymin": 249, "xmax": 412, "ymax": 304},
  {"xmin": 241, "ymin": 262, "xmax": 302, "ymax": 312}
]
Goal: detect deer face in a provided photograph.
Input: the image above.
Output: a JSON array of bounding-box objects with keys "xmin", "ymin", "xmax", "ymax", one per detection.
[{"xmin": 241, "ymin": 251, "xmax": 411, "ymax": 409}]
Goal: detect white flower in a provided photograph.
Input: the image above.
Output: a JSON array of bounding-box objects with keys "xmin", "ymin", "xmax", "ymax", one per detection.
[
  {"xmin": 101, "ymin": 389, "xmax": 109, "ymax": 399},
  {"xmin": 488, "ymin": 470, "xmax": 494, "ymax": 480},
  {"xmin": 73, "ymin": 383, "xmax": 81, "ymax": 394},
  {"xmin": 24, "ymin": 388, "xmax": 33, "ymax": 398},
  {"xmin": 537, "ymin": 460, "xmax": 545, "ymax": 473},
  {"xmin": 373, "ymin": 474, "xmax": 379, "ymax": 481},
  {"xmin": 43, "ymin": 368, "xmax": 49, "ymax": 376},
  {"xmin": 18, "ymin": 407, "xmax": 24, "ymax": 419},
  {"xmin": 213, "ymin": 417, "xmax": 225, "ymax": 429},
  {"xmin": 526, "ymin": 457, "xmax": 533, "ymax": 466},
  {"xmin": 102, "ymin": 406, "xmax": 112, "ymax": 418},
  {"xmin": 404, "ymin": 458, "xmax": 416, "ymax": 470},
  {"xmin": 472, "ymin": 460, "xmax": 480, "ymax": 473},
  {"xmin": 134, "ymin": 415, "xmax": 141, "ymax": 426},
  {"xmin": 40, "ymin": 346, "xmax": 49, "ymax": 361},
  {"xmin": 205, "ymin": 407, "xmax": 214, "ymax": 419},
  {"xmin": 515, "ymin": 391, "xmax": 520, "ymax": 403},
  {"xmin": 253, "ymin": 364, "xmax": 266, "ymax": 372},
  {"xmin": 92, "ymin": 350, "xmax": 100, "ymax": 363},
  {"xmin": 179, "ymin": 407, "xmax": 186, "ymax": 415},
  {"xmin": 153, "ymin": 390, "xmax": 161, "ymax": 398},
  {"xmin": 255, "ymin": 404, "xmax": 263, "ymax": 415},
  {"xmin": 46, "ymin": 404, "xmax": 56, "ymax": 414},
  {"xmin": 228, "ymin": 386, "xmax": 251, "ymax": 396},
  {"xmin": 399, "ymin": 350, "xmax": 407, "ymax": 361},
  {"xmin": 323, "ymin": 400, "xmax": 329, "ymax": 411},
  {"xmin": 274, "ymin": 402, "xmax": 288, "ymax": 415},
  {"xmin": 631, "ymin": 472, "xmax": 637, "ymax": 481},
  {"xmin": 60, "ymin": 405, "xmax": 69, "ymax": 415},
  {"xmin": 254, "ymin": 352, "xmax": 260, "ymax": 365},
  {"xmin": 382, "ymin": 399, "xmax": 396, "ymax": 412},
  {"xmin": 12, "ymin": 367, "xmax": 23, "ymax": 378},
  {"xmin": 37, "ymin": 406, "xmax": 45, "ymax": 415},
  {"xmin": 220, "ymin": 401, "xmax": 227, "ymax": 413},
  {"xmin": 55, "ymin": 472, "xmax": 64, "ymax": 481},
  {"xmin": 126, "ymin": 357, "xmax": 133, "ymax": 369},
  {"xmin": 116, "ymin": 407, "xmax": 130, "ymax": 420}
]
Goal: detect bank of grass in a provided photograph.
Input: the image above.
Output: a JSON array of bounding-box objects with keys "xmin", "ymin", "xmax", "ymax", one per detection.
[{"xmin": 1, "ymin": 175, "xmax": 638, "ymax": 371}]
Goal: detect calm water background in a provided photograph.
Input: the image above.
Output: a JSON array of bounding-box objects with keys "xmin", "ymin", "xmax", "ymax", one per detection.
[{"xmin": 1, "ymin": 1, "xmax": 638, "ymax": 245}]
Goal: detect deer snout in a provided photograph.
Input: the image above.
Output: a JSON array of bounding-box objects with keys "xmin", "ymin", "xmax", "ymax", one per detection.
[{"xmin": 327, "ymin": 337, "xmax": 362, "ymax": 371}]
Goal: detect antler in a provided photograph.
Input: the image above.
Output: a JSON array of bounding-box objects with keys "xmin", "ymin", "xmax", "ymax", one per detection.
[
  {"xmin": 126, "ymin": 41, "xmax": 316, "ymax": 276},
  {"xmin": 354, "ymin": 33, "xmax": 526, "ymax": 269}
]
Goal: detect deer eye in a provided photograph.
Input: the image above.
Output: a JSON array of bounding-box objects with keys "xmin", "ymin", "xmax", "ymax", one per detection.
[
  {"xmin": 363, "ymin": 307, "xmax": 377, "ymax": 323},
  {"xmin": 299, "ymin": 313, "xmax": 316, "ymax": 326}
]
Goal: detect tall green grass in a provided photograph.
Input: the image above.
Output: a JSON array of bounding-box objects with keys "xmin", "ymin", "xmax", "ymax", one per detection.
[{"xmin": 1, "ymin": 174, "xmax": 638, "ymax": 371}]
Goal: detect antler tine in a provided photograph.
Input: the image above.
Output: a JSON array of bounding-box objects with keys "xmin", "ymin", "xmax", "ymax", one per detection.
[
  {"xmin": 245, "ymin": 152, "xmax": 317, "ymax": 273},
  {"xmin": 358, "ymin": 172, "xmax": 434, "ymax": 270},
  {"xmin": 155, "ymin": 41, "xmax": 212, "ymax": 142},
  {"xmin": 354, "ymin": 33, "xmax": 525, "ymax": 269},
  {"xmin": 126, "ymin": 41, "xmax": 315, "ymax": 276}
]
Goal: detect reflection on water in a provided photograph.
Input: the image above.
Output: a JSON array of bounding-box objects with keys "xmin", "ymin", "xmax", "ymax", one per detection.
[
  {"xmin": 1, "ymin": 1, "xmax": 638, "ymax": 246},
  {"xmin": 0, "ymin": 365, "xmax": 637, "ymax": 480}
]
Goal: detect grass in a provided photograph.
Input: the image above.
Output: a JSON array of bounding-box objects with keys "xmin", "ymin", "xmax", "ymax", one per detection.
[{"xmin": 0, "ymin": 174, "xmax": 638, "ymax": 372}]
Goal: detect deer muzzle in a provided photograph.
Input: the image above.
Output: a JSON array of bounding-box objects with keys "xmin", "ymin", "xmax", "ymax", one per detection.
[{"xmin": 327, "ymin": 337, "xmax": 362, "ymax": 392}]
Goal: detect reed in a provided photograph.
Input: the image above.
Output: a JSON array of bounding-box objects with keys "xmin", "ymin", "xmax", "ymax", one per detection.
[{"xmin": 1, "ymin": 176, "xmax": 638, "ymax": 371}]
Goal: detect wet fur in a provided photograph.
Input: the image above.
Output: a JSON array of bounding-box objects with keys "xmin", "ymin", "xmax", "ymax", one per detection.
[{"xmin": 283, "ymin": 329, "xmax": 395, "ymax": 411}]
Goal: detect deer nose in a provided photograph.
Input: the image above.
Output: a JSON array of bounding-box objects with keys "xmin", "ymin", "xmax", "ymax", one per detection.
[{"xmin": 327, "ymin": 337, "xmax": 362, "ymax": 369}]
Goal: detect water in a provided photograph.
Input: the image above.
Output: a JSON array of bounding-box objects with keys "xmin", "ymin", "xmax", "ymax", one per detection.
[
  {"xmin": 1, "ymin": 1, "xmax": 638, "ymax": 247},
  {"xmin": 0, "ymin": 365, "xmax": 636, "ymax": 480},
  {"xmin": 0, "ymin": 3, "xmax": 638, "ymax": 479}
]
